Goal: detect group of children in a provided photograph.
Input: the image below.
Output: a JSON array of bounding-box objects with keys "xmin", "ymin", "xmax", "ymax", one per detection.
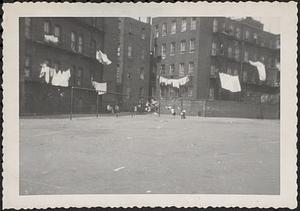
[
  {"xmin": 106, "ymin": 104, "xmax": 120, "ymax": 117},
  {"xmin": 169, "ymin": 107, "xmax": 186, "ymax": 119}
]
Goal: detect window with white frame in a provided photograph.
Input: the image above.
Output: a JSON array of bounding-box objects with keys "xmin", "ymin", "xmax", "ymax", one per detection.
[
  {"xmin": 191, "ymin": 17, "xmax": 196, "ymax": 30},
  {"xmin": 128, "ymin": 45, "xmax": 132, "ymax": 57},
  {"xmin": 189, "ymin": 39, "xmax": 195, "ymax": 53},
  {"xmin": 160, "ymin": 64, "xmax": 166, "ymax": 75},
  {"xmin": 169, "ymin": 64, "xmax": 175, "ymax": 75},
  {"xmin": 181, "ymin": 18, "xmax": 187, "ymax": 32},
  {"xmin": 139, "ymin": 67, "xmax": 144, "ymax": 80},
  {"xmin": 162, "ymin": 23, "xmax": 167, "ymax": 36},
  {"xmin": 234, "ymin": 48, "xmax": 240, "ymax": 61},
  {"xmin": 154, "ymin": 25, "xmax": 159, "ymax": 38},
  {"xmin": 179, "ymin": 63, "xmax": 185, "ymax": 77},
  {"xmin": 54, "ymin": 25, "xmax": 61, "ymax": 41},
  {"xmin": 171, "ymin": 21, "xmax": 176, "ymax": 34},
  {"xmin": 43, "ymin": 21, "xmax": 50, "ymax": 35},
  {"xmin": 211, "ymin": 41, "xmax": 217, "ymax": 55},
  {"xmin": 71, "ymin": 32, "xmax": 76, "ymax": 52},
  {"xmin": 170, "ymin": 42, "xmax": 176, "ymax": 55},
  {"xmin": 161, "ymin": 43, "xmax": 166, "ymax": 58},
  {"xmin": 213, "ymin": 19, "xmax": 218, "ymax": 32},
  {"xmin": 188, "ymin": 62, "xmax": 194, "ymax": 74},
  {"xmin": 180, "ymin": 40, "xmax": 186, "ymax": 53},
  {"xmin": 78, "ymin": 35, "xmax": 83, "ymax": 53}
]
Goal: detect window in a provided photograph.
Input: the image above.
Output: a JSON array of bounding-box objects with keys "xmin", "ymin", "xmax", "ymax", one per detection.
[
  {"xmin": 227, "ymin": 47, "xmax": 233, "ymax": 58},
  {"xmin": 233, "ymin": 69, "xmax": 238, "ymax": 76},
  {"xmin": 161, "ymin": 43, "xmax": 166, "ymax": 58},
  {"xmin": 75, "ymin": 68, "xmax": 83, "ymax": 86},
  {"xmin": 78, "ymin": 35, "xmax": 83, "ymax": 53},
  {"xmin": 24, "ymin": 17, "xmax": 31, "ymax": 39},
  {"xmin": 179, "ymin": 63, "xmax": 185, "ymax": 77},
  {"xmin": 276, "ymin": 38, "xmax": 280, "ymax": 49},
  {"xmin": 139, "ymin": 67, "xmax": 144, "ymax": 80},
  {"xmin": 117, "ymin": 43, "xmax": 121, "ymax": 56},
  {"xmin": 236, "ymin": 27, "xmax": 241, "ymax": 39},
  {"xmin": 169, "ymin": 64, "xmax": 175, "ymax": 75},
  {"xmin": 189, "ymin": 39, "xmax": 195, "ymax": 53},
  {"xmin": 180, "ymin": 40, "xmax": 186, "ymax": 53},
  {"xmin": 181, "ymin": 18, "xmax": 187, "ymax": 32},
  {"xmin": 245, "ymin": 30, "xmax": 250, "ymax": 40},
  {"xmin": 229, "ymin": 24, "xmax": 234, "ymax": 35},
  {"xmin": 154, "ymin": 25, "xmax": 159, "ymax": 38},
  {"xmin": 139, "ymin": 87, "xmax": 145, "ymax": 98},
  {"xmin": 210, "ymin": 65, "xmax": 216, "ymax": 75},
  {"xmin": 188, "ymin": 62, "xmax": 194, "ymax": 74},
  {"xmin": 227, "ymin": 67, "xmax": 232, "ymax": 75},
  {"xmin": 191, "ymin": 17, "xmax": 196, "ymax": 30},
  {"xmin": 211, "ymin": 42, "xmax": 217, "ymax": 55},
  {"xmin": 243, "ymin": 71, "xmax": 248, "ymax": 82},
  {"xmin": 24, "ymin": 56, "xmax": 31, "ymax": 78},
  {"xmin": 171, "ymin": 20, "xmax": 176, "ymax": 34},
  {"xmin": 141, "ymin": 28, "xmax": 146, "ymax": 39},
  {"xmin": 209, "ymin": 88, "xmax": 214, "ymax": 100},
  {"xmin": 126, "ymin": 87, "xmax": 131, "ymax": 99},
  {"xmin": 128, "ymin": 45, "xmax": 132, "ymax": 57},
  {"xmin": 170, "ymin": 42, "xmax": 176, "ymax": 55},
  {"xmin": 54, "ymin": 25, "xmax": 61, "ymax": 41},
  {"xmin": 234, "ymin": 48, "xmax": 240, "ymax": 61},
  {"xmin": 71, "ymin": 32, "xmax": 76, "ymax": 52},
  {"xmin": 43, "ymin": 21, "xmax": 50, "ymax": 35},
  {"xmin": 141, "ymin": 50, "xmax": 145, "ymax": 59},
  {"xmin": 244, "ymin": 51, "xmax": 249, "ymax": 62},
  {"xmin": 253, "ymin": 32, "xmax": 258, "ymax": 42},
  {"xmin": 213, "ymin": 19, "xmax": 218, "ymax": 32},
  {"xmin": 188, "ymin": 87, "xmax": 193, "ymax": 98},
  {"xmin": 160, "ymin": 64, "xmax": 166, "ymax": 75},
  {"xmin": 162, "ymin": 23, "xmax": 167, "ymax": 36}
]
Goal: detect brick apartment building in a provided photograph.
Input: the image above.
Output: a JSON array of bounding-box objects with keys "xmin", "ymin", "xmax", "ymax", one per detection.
[
  {"xmin": 151, "ymin": 17, "xmax": 280, "ymax": 104},
  {"xmin": 117, "ymin": 17, "xmax": 151, "ymax": 110},
  {"xmin": 19, "ymin": 17, "xmax": 119, "ymax": 115}
]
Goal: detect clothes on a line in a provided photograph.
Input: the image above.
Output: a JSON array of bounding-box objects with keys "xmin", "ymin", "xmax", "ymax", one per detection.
[
  {"xmin": 92, "ymin": 81, "xmax": 107, "ymax": 95},
  {"xmin": 39, "ymin": 63, "xmax": 70, "ymax": 87},
  {"xmin": 96, "ymin": 50, "xmax": 112, "ymax": 65},
  {"xmin": 44, "ymin": 35, "xmax": 59, "ymax": 43},
  {"xmin": 219, "ymin": 72, "xmax": 241, "ymax": 92},
  {"xmin": 249, "ymin": 60, "xmax": 266, "ymax": 81},
  {"xmin": 159, "ymin": 76, "xmax": 189, "ymax": 88}
]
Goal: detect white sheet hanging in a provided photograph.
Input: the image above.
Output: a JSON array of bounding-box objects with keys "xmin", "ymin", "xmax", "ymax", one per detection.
[
  {"xmin": 249, "ymin": 61, "xmax": 266, "ymax": 81},
  {"xmin": 219, "ymin": 72, "xmax": 241, "ymax": 92}
]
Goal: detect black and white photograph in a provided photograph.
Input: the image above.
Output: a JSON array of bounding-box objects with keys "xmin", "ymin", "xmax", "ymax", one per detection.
[{"xmin": 2, "ymin": 2, "xmax": 297, "ymax": 209}]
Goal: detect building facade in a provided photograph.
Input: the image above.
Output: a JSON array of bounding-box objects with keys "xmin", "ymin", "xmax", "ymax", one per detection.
[
  {"xmin": 19, "ymin": 17, "xmax": 119, "ymax": 115},
  {"xmin": 117, "ymin": 17, "xmax": 151, "ymax": 110},
  {"xmin": 151, "ymin": 17, "xmax": 280, "ymax": 104}
]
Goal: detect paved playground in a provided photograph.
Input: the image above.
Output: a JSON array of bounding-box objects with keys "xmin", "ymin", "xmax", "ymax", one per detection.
[{"xmin": 19, "ymin": 114, "xmax": 280, "ymax": 195}]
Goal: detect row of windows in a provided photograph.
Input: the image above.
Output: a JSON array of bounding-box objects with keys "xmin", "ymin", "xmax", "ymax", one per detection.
[
  {"xmin": 154, "ymin": 18, "xmax": 197, "ymax": 37},
  {"xmin": 159, "ymin": 39, "xmax": 196, "ymax": 58},
  {"xmin": 212, "ymin": 19, "xmax": 280, "ymax": 48},
  {"xmin": 160, "ymin": 86, "xmax": 193, "ymax": 98},
  {"xmin": 126, "ymin": 45, "xmax": 146, "ymax": 59},
  {"xmin": 125, "ymin": 87, "xmax": 145, "ymax": 100},
  {"xmin": 24, "ymin": 18, "xmax": 97, "ymax": 56},
  {"xmin": 211, "ymin": 41, "xmax": 279, "ymax": 67},
  {"xmin": 160, "ymin": 62, "xmax": 195, "ymax": 76}
]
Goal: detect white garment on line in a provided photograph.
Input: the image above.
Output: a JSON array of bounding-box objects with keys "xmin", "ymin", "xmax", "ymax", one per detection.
[
  {"xmin": 92, "ymin": 81, "xmax": 107, "ymax": 95},
  {"xmin": 60, "ymin": 69, "xmax": 71, "ymax": 87},
  {"xmin": 96, "ymin": 50, "xmax": 112, "ymax": 65},
  {"xmin": 51, "ymin": 70, "xmax": 63, "ymax": 86},
  {"xmin": 219, "ymin": 72, "xmax": 241, "ymax": 92},
  {"xmin": 159, "ymin": 76, "xmax": 189, "ymax": 88},
  {"xmin": 39, "ymin": 63, "xmax": 51, "ymax": 84},
  {"xmin": 249, "ymin": 61, "xmax": 266, "ymax": 81},
  {"xmin": 44, "ymin": 35, "xmax": 59, "ymax": 43}
]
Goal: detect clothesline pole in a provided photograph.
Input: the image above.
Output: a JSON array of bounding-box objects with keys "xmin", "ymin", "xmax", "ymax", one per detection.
[
  {"xmin": 96, "ymin": 93, "xmax": 99, "ymax": 118},
  {"xmin": 70, "ymin": 86, "xmax": 73, "ymax": 120}
]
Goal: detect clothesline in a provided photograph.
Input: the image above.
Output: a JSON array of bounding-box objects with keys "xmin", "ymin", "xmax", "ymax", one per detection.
[{"xmin": 159, "ymin": 76, "xmax": 190, "ymax": 88}]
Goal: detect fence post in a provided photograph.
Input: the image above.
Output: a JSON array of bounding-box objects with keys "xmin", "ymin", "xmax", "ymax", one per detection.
[{"xmin": 96, "ymin": 93, "xmax": 99, "ymax": 118}]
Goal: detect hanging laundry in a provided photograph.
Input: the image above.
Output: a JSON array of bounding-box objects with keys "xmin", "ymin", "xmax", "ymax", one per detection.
[
  {"xmin": 159, "ymin": 76, "xmax": 189, "ymax": 88},
  {"xmin": 51, "ymin": 70, "xmax": 63, "ymax": 86},
  {"xmin": 219, "ymin": 72, "xmax": 241, "ymax": 92},
  {"xmin": 44, "ymin": 35, "xmax": 59, "ymax": 43},
  {"xmin": 96, "ymin": 50, "xmax": 112, "ymax": 65},
  {"xmin": 249, "ymin": 61, "xmax": 266, "ymax": 81},
  {"xmin": 92, "ymin": 81, "xmax": 107, "ymax": 95},
  {"xmin": 39, "ymin": 63, "xmax": 51, "ymax": 84},
  {"xmin": 60, "ymin": 69, "xmax": 71, "ymax": 87}
]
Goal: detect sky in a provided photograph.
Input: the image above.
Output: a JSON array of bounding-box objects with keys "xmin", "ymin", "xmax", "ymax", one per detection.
[{"xmin": 133, "ymin": 17, "xmax": 280, "ymax": 34}]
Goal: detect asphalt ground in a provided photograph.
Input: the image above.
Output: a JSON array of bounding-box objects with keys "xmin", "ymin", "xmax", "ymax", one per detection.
[{"xmin": 19, "ymin": 114, "xmax": 280, "ymax": 195}]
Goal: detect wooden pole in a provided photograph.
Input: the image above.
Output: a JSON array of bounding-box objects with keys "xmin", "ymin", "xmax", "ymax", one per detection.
[{"xmin": 70, "ymin": 86, "xmax": 73, "ymax": 120}]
